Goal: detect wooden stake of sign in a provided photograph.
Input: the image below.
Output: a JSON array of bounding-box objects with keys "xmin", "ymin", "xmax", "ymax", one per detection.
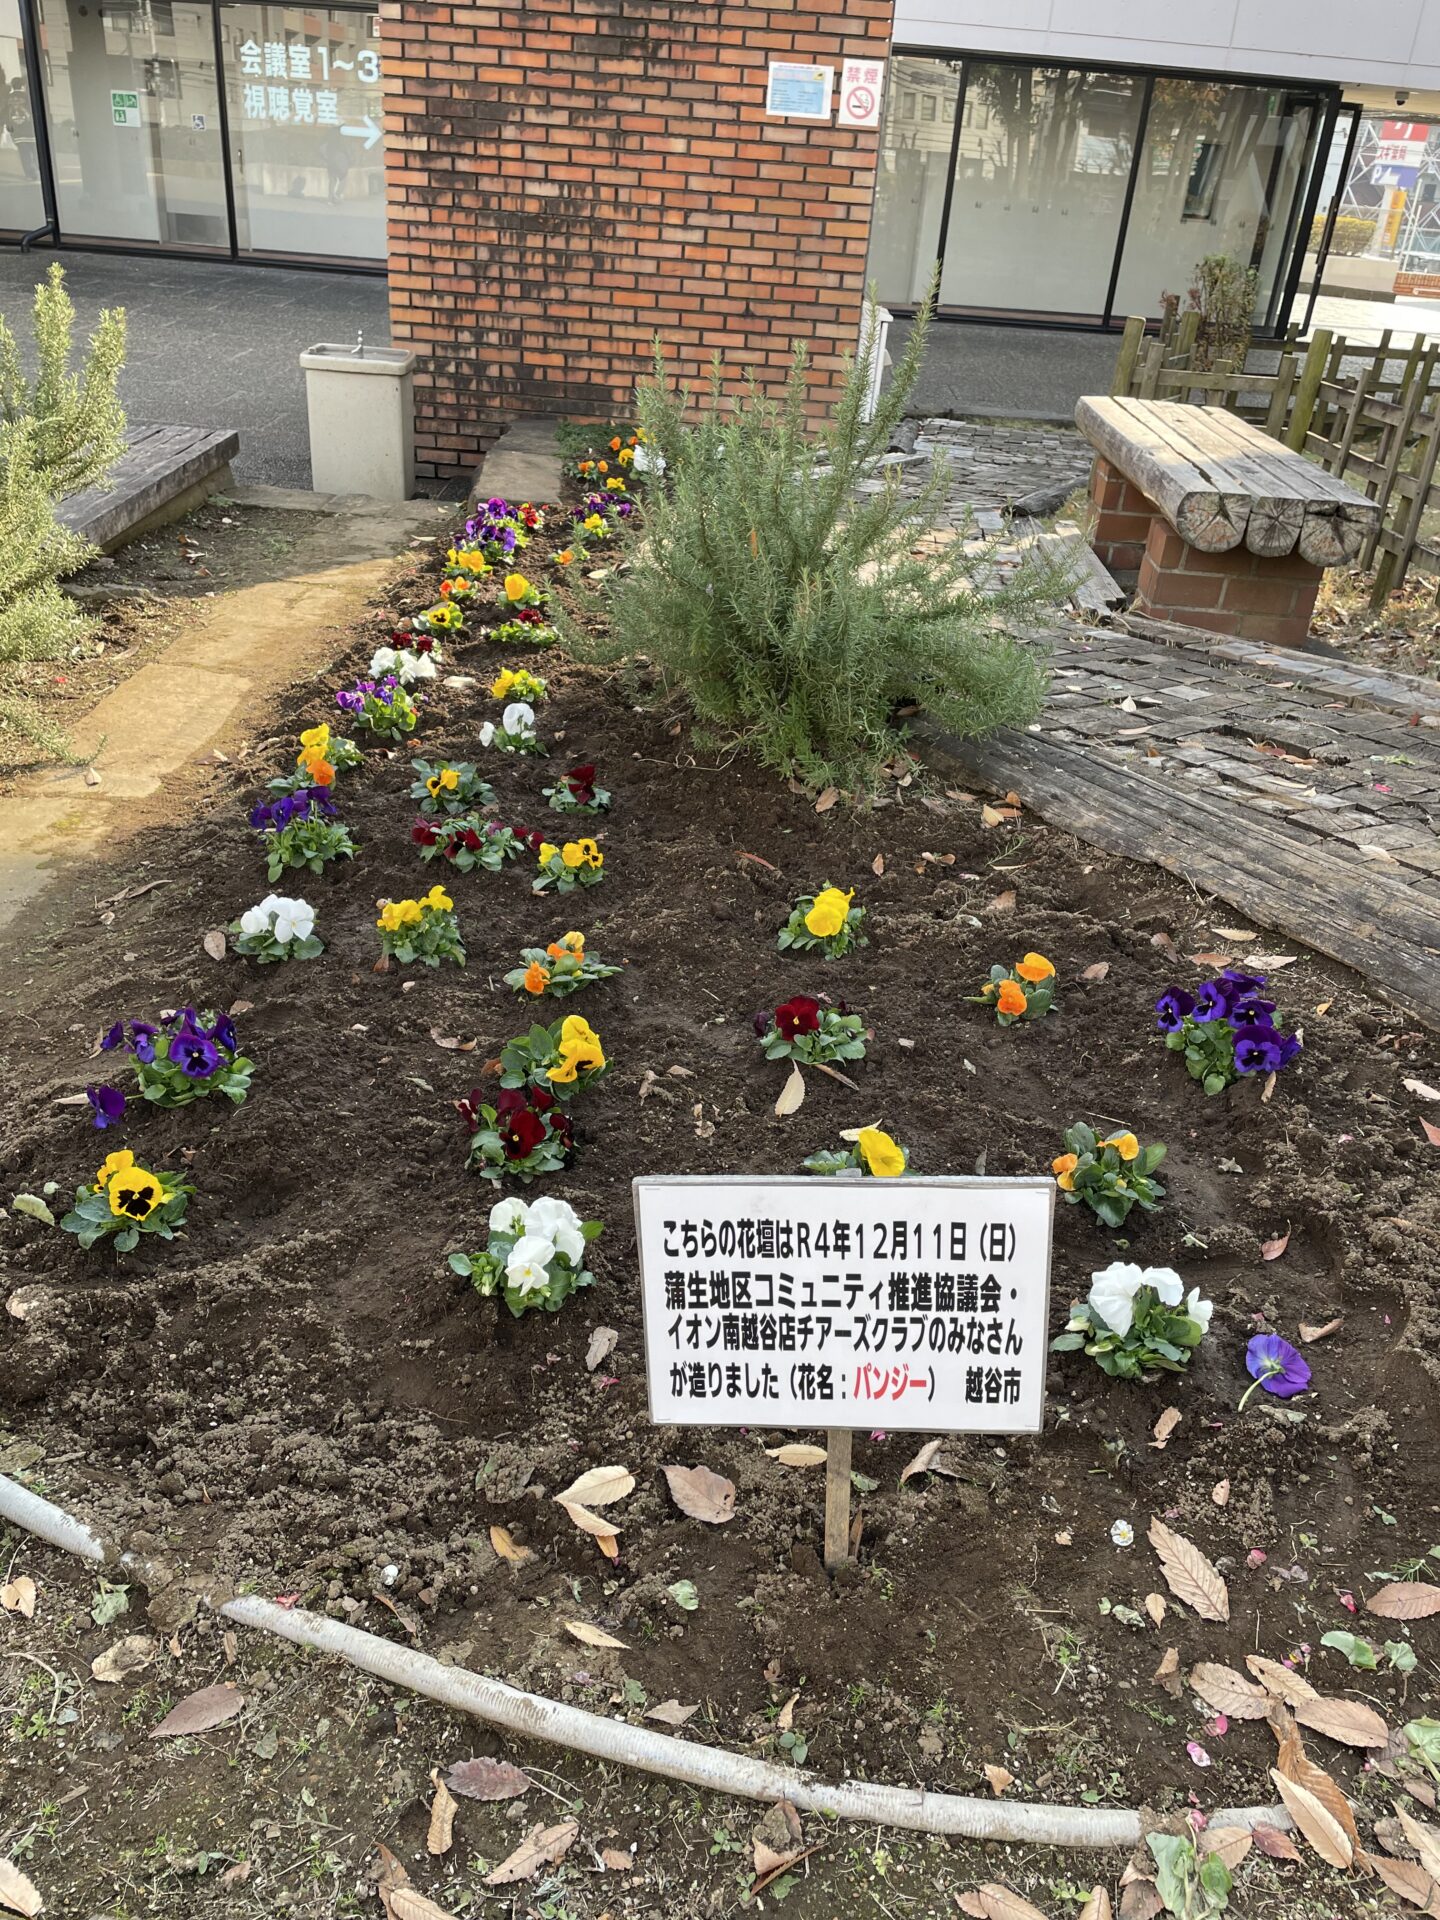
[{"xmin": 823, "ymin": 1428, "xmax": 853, "ymax": 1570}]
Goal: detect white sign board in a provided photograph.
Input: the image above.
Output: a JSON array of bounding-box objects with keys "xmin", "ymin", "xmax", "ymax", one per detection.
[
  {"xmin": 634, "ymin": 1175, "xmax": 1053, "ymax": 1434},
  {"xmin": 765, "ymin": 62, "xmax": 833, "ymax": 120},
  {"xmin": 110, "ymin": 89, "xmax": 141, "ymax": 129},
  {"xmin": 838, "ymin": 59, "xmax": 885, "ymax": 130}
]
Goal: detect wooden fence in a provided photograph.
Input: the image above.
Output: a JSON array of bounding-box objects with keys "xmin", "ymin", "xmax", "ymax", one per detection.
[{"xmin": 1109, "ymin": 312, "xmax": 1440, "ymax": 603}]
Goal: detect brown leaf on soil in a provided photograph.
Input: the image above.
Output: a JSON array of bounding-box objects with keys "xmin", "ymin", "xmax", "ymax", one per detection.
[
  {"xmin": 1077, "ymin": 1891, "xmax": 1113, "ymax": 1920},
  {"xmin": 0, "ymin": 1859, "xmax": 44, "ymax": 1918},
  {"xmin": 1153, "ymin": 1646, "xmax": 1181, "ymax": 1695},
  {"xmin": 1200, "ymin": 1828, "xmax": 1253, "ymax": 1869},
  {"xmin": 1367, "ymin": 1581, "xmax": 1440, "ymax": 1620},
  {"xmin": 1118, "ymin": 1882, "xmax": 1163, "ymax": 1920},
  {"xmin": 872, "ymin": 854, "xmax": 885, "ymax": 876},
  {"xmin": 973, "ymin": 1885, "xmax": 1049, "ymax": 1920},
  {"xmin": 428, "ymin": 1028, "xmax": 476, "ymax": 1052},
  {"xmin": 0, "ymin": 1577, "xmax": 36, "ymax": 1620},
  {"xmin": 814, "ymin": 787, "xmax": 839, "ymax": 813},
  {"xmin": 1147, "ymin": 1517, "xmax": 1229, "ymax": 1622},
  {"xmin": 488, "ymin": 1526, "xmax": 533, "ymax": 1566},
  {"xmin": 1143, "ymin": 1593, "xmax": 1166, "ymax": 1627},
  {"xmin": 1211, "ymin": 1478, "xmax": 1230, "ymax": 1506},
  {"xmin": 662, "ymin": 1463, "xmax": 737, "ymax": 1524},
  {"xmin": 1396, "ymin": 1809, "xmax": 1440, "ymax": 1884},
  {"xmin": 202, "ymin": 929, "xmax": 227, "ymax": 960},
  {"xmin": 553, "ymin": 1465, "xmax": 633, "ymax": 1508},
  {"xmin": 1298, "ymin": 1317, "xmax": 1342, "ymax": 1343},
  {"xmin": 980, "ymin": 802, "xmax": 1019, "ymax": 827},
  {"xmin": 1250, "ymin": 1824, "xmax": 1301, "ymax": 1862},
  {"xmin": 765, "ymin": 1443, "xmax": 827, "ymax": 1468},
  {"xmin": 957, "ymin": 1897, "xmax": 989, "ymax": 1919},
  {"xmin": 1295, "ymin": 1694, "xmax": 1390, "ymax": 1749},
  {"xmin": 1275, "ymin": 1725, "xmax": 1359, "ymax": 1844},
  {"xmin": 426, "ymin": 1770, "xmax": 457, "ymax": 1856},
  {"xmin": 1260, "ymin": 1069, "xmax": 1278, "ymax": 1103},
  {"xmin": 390, "ymin": 1888, "xmax": 462, "ymax": 1920},
  {"xmin": 562, "ymin": 1620, "xmax": 628, "ymax": 1650},
  {"xmin": 601, "ymin": 1847, "xmax": 634, "ymax": 1871},
  {"xmin": 1247, "ymin": 1654, "xmax": 1319, "ymax": 1709},
  {"xmin": 900, "ymin": 1438, "xmax": 954, "ymax": 1483},
  {"xmin": 445, "ymin": 1756, "xmax": 533, "ymax": 1801},
  {"xmin": 737, "ymin": 851, "xmax": 779, "ymax": 873},
  {"xmin": 986, "ymin": 889, "xmax": 1016, "ymax": 914},
  {"xmin": 149, "ymin": 1682, "xmax": 245, "ymax": 1738},
  {"xmin": 645, "ymin": 1699, "xmax": 699, "ymax": 1727},
  {"xmin": 983, "ymin": 1764, "xmax": 1014, "ymax": 1796},
  {"xmin": 1080, "ymin": 962, "xmax": 1110, "ymax": 982},
  {"xmin": 1189, "ymin": 1662, "xmax": 1272, "ymax": 1720},
  {"xmin": 1269, "ymin": 1769, "xmax": 1354, "ymax": 1869},
  {"xmin": 1360, "ymin": 1851, "xmax": 1440, "ymax": 1912},
  {"xmin": 1422, "ymin": 1118, "xmax": 1440, "ymax": 1147},
  {"xmin": 558, "ymin": 1501, "xmax": 622, "ymax": 1541},
  {"xmin": 91, "ymin": 1635, "xmax": 157, "ymax": 1684},
  {"xmin": 585, "ymin": 1326, "xmax": 618, "ymax": 1371},
  {"xmin": 774, "ymin": 1063, "xmax": 806, "ymax": 1117},
  {"xmin": 1150, "ymin": 1407, "xmax": 1180, "ymax": 1449},
  {"xmin": 485, "ymin": 1819, "xmax": 579, "ymax": 1886},
  {"xmin": 1403, "ymin": 1077, "xmax": 1440, "ymax": 1102},
  {"xmin": 1261, "ymin": 1231, "xmax": 1290, "ymax": 1260}
]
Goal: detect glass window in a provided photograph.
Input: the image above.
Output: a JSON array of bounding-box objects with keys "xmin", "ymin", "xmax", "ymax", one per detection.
[
  {"xmin": 1112, "ymin": 80, "xmax": 1318, "ymax": 322},
  {"xmin": 867, "ymin": 56, "xmax": 960, "ymax": 307},
  {"xmin": 36, "ymin": 0, "xmax": 228, "ymax": 247},
  {"xmin": 0, "ymin": 0, "xmax": 45, "ymax": 231},
  {"xmin": 220, "ymin": 3, "xmax": 382, "ymax": 262},
  {"xmin": 940, "ymin": 62, "xmax": 1145, "ymax": 318}
]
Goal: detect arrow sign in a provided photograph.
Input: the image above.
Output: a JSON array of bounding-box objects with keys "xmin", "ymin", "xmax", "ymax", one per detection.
[{"xmin": 340, "ymin": 114, "xmax": 381, "ymax": 150}]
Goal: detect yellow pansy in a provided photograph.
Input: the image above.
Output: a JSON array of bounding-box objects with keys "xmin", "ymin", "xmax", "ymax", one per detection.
[
  {"xmin": 460, "ymin": 550, "xmax": 490, "ymax": 574},
  {"xmin": 561, "ymin": 842, "xmax": 585, "ymax": 869},
  {"xmin": 95, "ymin": 1147, "xmax": 135, "ymax": 1191},
  {"xmin": 559, "ymin": 930, "xmax": 585, "ymax": 951},
  {"xmin": 426, "ymin": 767, "xmax": 460, "ymax": 798},
  {"xmin": 605, "ymin": 476, "xmax": 626, "ymax": 492},
  {"xmin": 583, "ymin": 513, "xmax": 603, "ymax": 533},
  {"xmin": 1015, "ymin": 952, "xmax": 1055, "ymax": 983},
  {"xmin": 1052, "ymin": 1151, "xmax": 1078, "ymax": 1192},
  {"xmin": 107, "ymin": 1164, "xmax": 168, "ymax": 1220},
  {"xmin": 491, "ymin": 668, "xmax": 519, "ymax": 698},
  {"xmin": 298, "ymin": 722, "xmax": 330, "ymax": 755},
  {"xmin": 538, "ymin": 841, "xmax": 560, "ymax": 868},
  {"xmin": 423, "ymin": 885, "xmax": 453, "ymax": 913},
  {"xmin": 856, "ymin": 1127, "xmax": 905, "ymax": 1178},
  {"xmin": 503, "ymin": 572, "xmax": 532, "ymax": 602},
  {"xmin": 1099, "ymin": 1132, "xmax": 1140, "ymax": 1162},
  {"xmin": 548, "ymin": 1013, "xmax": 605, "ymax": 1084},
  {"xmin": 804, "ymin": 886, "xmax": 854, "ymax": 940},
  {"xmin": 569, "ymin": 838, "xmax": 602, "ymax": 868}
]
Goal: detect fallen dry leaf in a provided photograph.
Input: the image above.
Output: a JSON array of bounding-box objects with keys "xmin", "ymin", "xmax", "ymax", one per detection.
[
  {"xmin": 645, "ymin": 1699, "xmax": 698, "ymax": 1727},
  {"xmin": 1270, "ymin": 1768, "xmax": 1354, "ymax": 1868},
  {"xmin": 1298, "ymin": 1317, "xmax": 1342, "ymax": 1343},
  {"xmin": 765, "ymin": 1443, "xmax": 827, "ymax": 1468},
  {"xmin": 91, "ymin": 1635, "xmax": 156, "ymax": 1684},
  {"xmin": 429, "ymin": 1027, "xmax": 476, "ymax": 1052},
  {"xmin": 585, "ymin": 1326, "xmax": 618, "ymax": 1372},
  {"xmin": 1148, "ymin": 1517, "xmax": 1229, "ymax": 1622},
  {"xmin": 1080, "ymin": 962, "xmax": 1110, "ymax": 982},
  {"xmin": 600, "ymin": 1847, "xmax": 633, "ymax": 1871},
  {"xmin": 488, "ymin": 1526, "xmax": 533, "ymax": 1566},
  {"xmin": 1211, "ymin": 1478, "xmax": 1230, "ymax": 1506},
  {"xmin": 486, "ymin": 1819, "xmax": 580, "ymax": 1887},
  {"xmin": 427, "ymin": 1770, "xmax": 457, "ymax": 1856},
  {"xmin": 774, "ymin": 1063, "xmax": 806, "ymax": 1117},
  {"xmin": 900, "ymin": 1438, "xmax": 955, "ymax": 1484},
  {"xmin": 983, "ymin": 1764, "xmax": 1014, "ymax": 1797},
  {"xmin": 814, "ymin": 787, "xmax": 838, "ymax": 813},
  {"xmin": 973, "ymin": 1884, "xmax": 1049, "ymax": 1920},
  {"xmin": 1250, "ymin": 1823, "xmax": 1301, "ymax": 1862},
  {"xmin": 557, "ymin": 1501, "xmax": 622, "ymax": 1542},
  {"xmin": 1118, "ymin": 1875, "xmax": 1164, "ymax": 1920},
  {"xmin": 958, "ymin": 1896, "xmax": 989, "ymax": 1919},
  {"xmin": 390, "ymin": 1889, "xmax": 461, "ymax": 1920},
  {"xmin": 202, "ymin": 929, "xmax": 227, "ymax": 961},
  {"xmin": 149, "ymin": 1683, "xmax": 245, "ymax": 1738},
  {"xmin": 445, "ymin": 1756, "xmax": 533, "ymax": 1801},
  {"xmin": 1276, "ymin": 1723, "xmax": 1359, "ymax": 1844},
  {"xmin": 1367, "ymin": 1581, "xmax": 1440, "ymax": 1620},
  {"xmin": 1247, "ymin": 1654, "xmax": 1319, "ymax": 1709},
  {"xmin": 1403, "ymin": 1077, "xmax": 1440, "ymax": 1102},
  {"xmin": 1077, "ymin": 1891, "xmax": 1113, "ymax": 1920},
  {"xmin": 0, "ymin": 1576, "xmax": 36, "ymax": 1620},
  {"xmin": 1421, "ymin": 1118, "xmax": 1440, "ymax": 1147},
  {"xmin": 563, "ymin": 1620, "xmax": 628, "ymax": 1650},
  {"xmin": 1188, "ymin": 1662, "xmax": 1272, "ymax": 1720},
  {"xmin": 1153, "ymin": 1646, "xmax": 1181, "ymax": 1695},
  {"xmin": 1261, "ymin": 1230, "xmax": 1291, "ymax": 1261},
  {"xmin": 1143, "ymin": 1592, "xmax": 1166, "ymax": 1627},
  {"xmin": 1395, "ymin": 1811, "xmax": 1440, "ymax": 1886},
  {"xmin": 1200, "ymin": 1827, "xmax": 1253, "ymax": 1870},
  {"xmin": 871, "ymin": 854, "xmax": 885, "ymax": 876},
  {"xmin": 1150, "ymin": 1407, "xmax": 1181, "ymax": 1449},
  {"xmin": 1295, "ymin": 1695, "xmax": 1390, "ymax": 1750},
  {"xmin": 775, "ymin": 1691, "xmax": 799, "ymax": 1733},
  {"xmin": 0, "ymin": 1859, "xmax": 43, "ymax": 1918},
  {"xmin": 553, "ymin": 1465, "xmax": 634, "ymax": 1509},
  {"xmin": 986, "ymin": 889, "xmax": 1016, "ymax": 913},
  {"xmin": 1360, "ymin": 1850, "xmax": 1440, "ymax": 1910},
  {"xmin": 662, "ymin": 1463, "xmax": 737, "ymax": 1524}
]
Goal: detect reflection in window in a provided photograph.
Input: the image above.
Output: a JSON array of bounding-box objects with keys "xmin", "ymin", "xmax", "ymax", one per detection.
[
  {"xmin": 0, "ymin": 0, "xmax": 45, "ymax": 231},
  {"xmin": 221, "ymin": 5, "xmax": 383, "ymax": 261},
  {"xmin": 866, "ymin": 57, "xmax": 961, "ymax": 306}
]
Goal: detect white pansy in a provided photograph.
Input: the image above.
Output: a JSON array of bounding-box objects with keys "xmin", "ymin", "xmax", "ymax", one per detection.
[
  {"xmin": 238, "ymin": 902, "xmax": 271, "ymax": 937},
  {"xmin": 404, "ymin": 651, "xmax": 439, "ymax": 682},
  {"xmin": 1184, "ymin": 1287, "xmax": 1214, "ymax": 1335},
  {"xmin": 1086, "ymin": 1261, "xmax": 1149, "ymax": 1340},
  {"xmin": 489, "ymin": 1196, "xmax": 530, "ymax": 1237},
  {"xmin": 1150, "ymin": 1268, "xmax": 1184, "ymax": 1306},
  {"xmin": 505, "ymin": 1231, "xmax": 556, "ymax": 1295},
  {"xmin": 370, "ymin": 646, "xmax": 399, "ymax": 676},
  {"xmin": 478, "ymin": 721, "xmax": 496, "ymax": 747},
  {"xmin": 272, "ymin": 897, "xmax": 314, "ymax": 944},
  {"xmin": 523, "ymin": 1196, "xmax": 585, "ymax": 1266},
  {"xmin": 502, "ymin": 701, "xmax": 535, "ymax": 736}
]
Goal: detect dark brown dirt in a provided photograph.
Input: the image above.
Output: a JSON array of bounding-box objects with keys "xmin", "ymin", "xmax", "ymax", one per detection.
[{"xmin": 3, "ymin": 499, "xmax": 1439, "ymax": 1848}]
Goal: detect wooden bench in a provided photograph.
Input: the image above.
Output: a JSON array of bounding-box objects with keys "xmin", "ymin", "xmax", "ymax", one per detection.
[
  {"xmin": 1075, "ymin": 395, "xmax": 1381, "ymax": 647},
  {"xmin": 57, "ymin": 424, "xmax": 240, "ymax": 554}
]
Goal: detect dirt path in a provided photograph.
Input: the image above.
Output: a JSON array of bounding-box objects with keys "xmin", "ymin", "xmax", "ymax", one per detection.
[{"xmin": 0, "ymin": 490, "xmax": 449, "ymax": 928}]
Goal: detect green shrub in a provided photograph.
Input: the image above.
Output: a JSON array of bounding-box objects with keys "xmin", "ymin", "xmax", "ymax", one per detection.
[
  {"xmin": 0, "ymin": 264, "xmax": 126, "ymax": 756},
  {"xmin": 1308, "ymin": 213, "xmax": 1377, "ymax": 258},
  {"xmin": 564, "ymin": 288, "xmax": 1061, "ymax": 791}
]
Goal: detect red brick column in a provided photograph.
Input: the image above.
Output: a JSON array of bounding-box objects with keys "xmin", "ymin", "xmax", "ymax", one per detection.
[
  {"xmin": 1089, "ymin": 454, "xmax": 1154, "ymax": 572},
  {"xmin": 1135, "ymin": 520, "xmax": 1324, "ymax": 648},
  {"xmin": 379, "ymin": 0, "xmax": 895, "ymax": 481}
]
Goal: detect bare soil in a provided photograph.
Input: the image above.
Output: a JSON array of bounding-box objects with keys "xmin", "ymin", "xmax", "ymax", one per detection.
[{"xmin": 2, "ymin": 499, "xmax": 1439, "ymax": 1911}]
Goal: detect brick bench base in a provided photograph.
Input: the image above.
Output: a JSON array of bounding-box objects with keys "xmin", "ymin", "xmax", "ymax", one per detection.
[{"xmin": 1089, "ymin": 455, "xmax": 1324, "ymax": 649}]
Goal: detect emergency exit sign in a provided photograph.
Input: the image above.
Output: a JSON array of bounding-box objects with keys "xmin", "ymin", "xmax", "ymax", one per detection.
[{"xmin": 110, "ymin": 90, "xmax": 141, "ymax": 129}]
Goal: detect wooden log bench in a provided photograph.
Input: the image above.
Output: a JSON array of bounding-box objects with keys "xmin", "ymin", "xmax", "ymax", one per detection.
[
  {"xmin": 56, "ymin": 424, "xmax": 240, "ymax": 554},
  {"xmin": 1075, "ymin": 395, "xmax": 1380, "ymax": 648}
]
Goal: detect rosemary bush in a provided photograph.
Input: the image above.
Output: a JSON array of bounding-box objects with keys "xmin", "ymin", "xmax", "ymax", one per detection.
[{"xmin": 568, "ymin": 288, "xmax": 1062, "ymax": 790}]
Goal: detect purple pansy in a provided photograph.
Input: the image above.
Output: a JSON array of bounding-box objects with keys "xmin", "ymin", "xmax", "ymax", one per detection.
[
  {"xmin": 1155, "ymin": 987, "xmax": 1197, "ymax": 1033},
  {"xmin": 1231, "ymin": 1024, "xmax": 1285, "ymax": 1074},
  {"xmin": 1242, "ymin": 1332, "xmax": 1311, "ymax": 1404},
  {"xmin": 210, "ymin": 1012, "xmax": 238, "ymax": 1055},
  {"xmin": 171, "ymin": 1030, "xmax": 220, "ymax": 1079},
  {"xmin": 85, "ymin": 1084, "xmax": 126, "ymax": 1129}
]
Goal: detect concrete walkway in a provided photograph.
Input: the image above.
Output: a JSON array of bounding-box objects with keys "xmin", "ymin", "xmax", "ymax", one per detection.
[{"xmin": 0, "ymin": 489, "xmax": 448, "ymax": 929}]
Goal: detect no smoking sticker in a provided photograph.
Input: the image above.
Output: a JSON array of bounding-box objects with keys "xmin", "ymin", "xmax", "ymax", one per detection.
[{"xmin": 838, "ymin": 59, "xmax": 885, "ymax": 130}]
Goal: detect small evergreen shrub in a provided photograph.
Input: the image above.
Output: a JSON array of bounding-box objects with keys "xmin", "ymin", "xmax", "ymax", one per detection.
[{"xmin": 564, "ymin": 288, "xmax": 1062, "ymax": 791}]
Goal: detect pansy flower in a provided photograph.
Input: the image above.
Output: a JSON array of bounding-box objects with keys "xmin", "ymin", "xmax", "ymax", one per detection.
[
  {"xmin": 1154, "ymin": 987, "xmax": 1197, "ymax": 1032},
  {"xmin": 86, "ymin": 1084, "xmax": 126, "ymax": 1130},
  {"xmin": 172, "ymin": 1030, "xmax": 220, "ymax": 1079},
  {"xmin": 775, "ymin": 995, "xmax": 821, "ymax": 1039}
]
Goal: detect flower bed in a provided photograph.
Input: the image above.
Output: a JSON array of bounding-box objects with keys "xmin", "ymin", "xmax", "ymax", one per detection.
[{"xmin": 1, "ymin": 481, "xmax": 1438, "ymax": 1828}]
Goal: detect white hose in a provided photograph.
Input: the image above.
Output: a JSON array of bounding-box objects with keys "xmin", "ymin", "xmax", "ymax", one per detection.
[{"xmin": 0, "ymin": 1472, "xmax": 1288, "ymax": 1848}]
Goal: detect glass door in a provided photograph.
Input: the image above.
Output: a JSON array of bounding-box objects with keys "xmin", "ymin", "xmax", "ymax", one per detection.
[
  {"xmin": 35, "ymin": 0, "xmax": 228, "ymax": 248},
  {"xmin": 0, "ymin": 0, "xmax": 46, "ymax": 231}
]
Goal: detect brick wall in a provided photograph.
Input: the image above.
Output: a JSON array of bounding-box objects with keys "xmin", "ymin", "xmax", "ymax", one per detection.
[{"xmin": 379, "ymin": 0, "xmax": 895, "ymax": 480}]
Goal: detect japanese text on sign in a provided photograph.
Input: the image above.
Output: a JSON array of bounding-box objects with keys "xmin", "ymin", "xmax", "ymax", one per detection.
[
  {"xmin": 765, "ymin": 62, "xmax": 834, "ymax": 120},
  {"xmin": 634, "ymin": 1176, "xmax": 1053, "ymax": 1434},
  {"xmin": 236, "ymin": 37, "xmax": 380, "ymax": 129},
  {"xmin": 838, "ymin": 59, "xmax": 885, "ymax": 130}
]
